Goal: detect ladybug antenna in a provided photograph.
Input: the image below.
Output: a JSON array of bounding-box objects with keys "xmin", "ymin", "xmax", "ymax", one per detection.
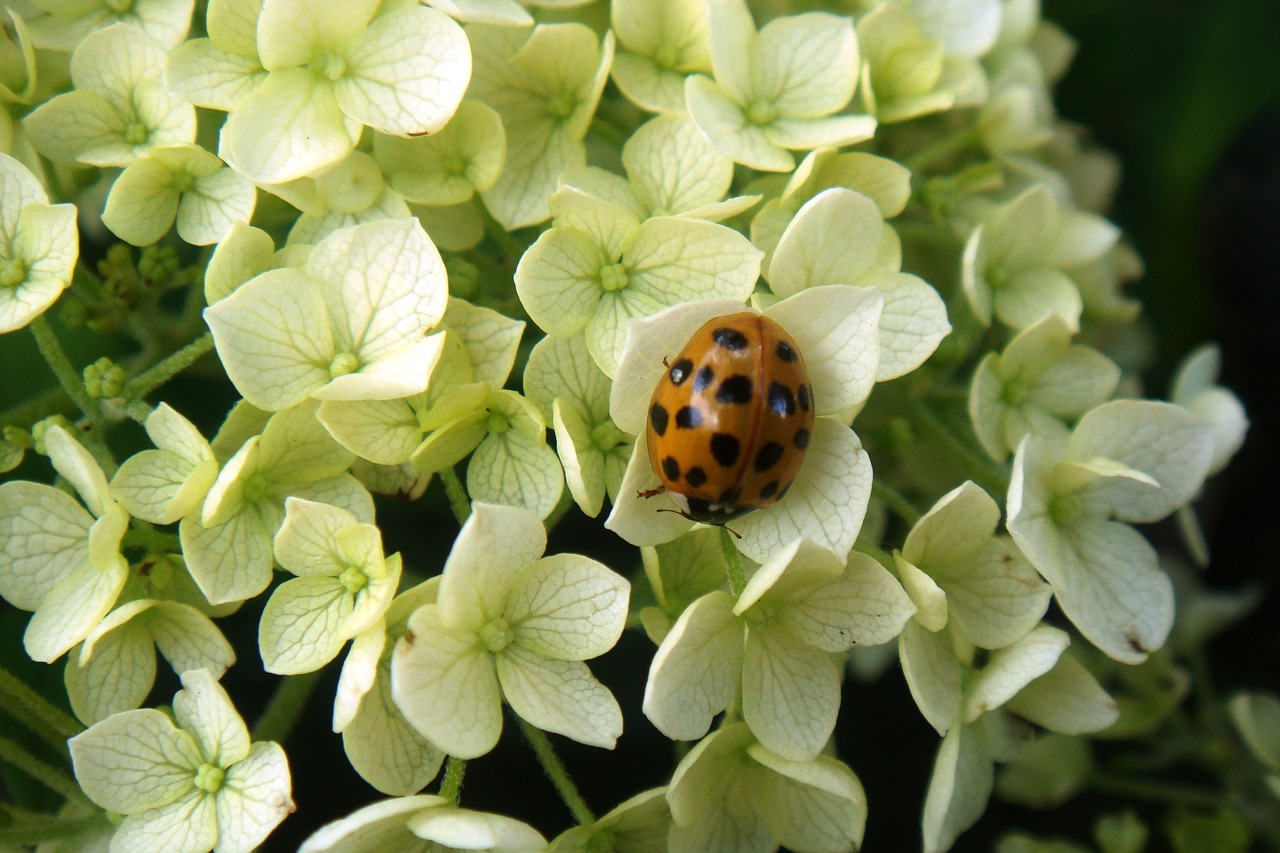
[{"xmin": 662, "ymin": 356, "xmax": 670, "ymax": 367}]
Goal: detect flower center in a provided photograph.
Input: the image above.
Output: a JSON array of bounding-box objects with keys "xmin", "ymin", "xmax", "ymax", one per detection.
[
  {"xmin": 590, "ymin": 421, "xmax": 626, "ymax": 452},
  {"xmin": 745, "ymin": 100, "xmax": 777, "ymax": 126},
  {"xmin": 486, "ymin": 412, "xmax": 510, "ymax": 435},
  {"xmin": 478, "ymin": 617, "xmax": 513, "ymax": 653},
  {"xmin": 193, "ymin": 763, "xmax": 224, "ymax": 793},
  {"xmin": 339, "ymin": 565, "xmax": 369, "ymax": 594},
  {"xmin": 123, "ymin": 121, "xmax": 149, "ymax": 145},
  {"xmin": 171, "ymin": 169, "xmax": 195, "ymax": 194},
  {"xmin": 314, "ymin": 51, "xmax": 347, "ymax": 81},
  {"xmin": 443, "ymin": 152, "xmax": 467, "ymax": 175},
  {"xmin": 106, "ymin": 0, "xmax": 133, "ymax": 13},
  {"xmin": 598, "ymin": 262, "xmax": 629, "ymax": 292},
  {"xmin": 652, "ymin": 44, "xmax": 680, "ymax": 70},
  {"xmin": 330, "ymin": 351, "xmax": 360, "ymax": 378},
  {"xmin": 1002, "ymin": 380, "xmax": 1029, "ymax": 405},
  {"xmin": 242, "ymin": 472, "xmax": 270, "ymax": 503},
  {"xmin": 1049, "ymin": 492, "xmax": 1081, "ymax": 526},
  {"xmin": 546, "ymin": 89, "xmax": 576, "ymax": 119},
  {"xmin": 0, "ymin": 258, "xmax": 26, "ymax": 288}
]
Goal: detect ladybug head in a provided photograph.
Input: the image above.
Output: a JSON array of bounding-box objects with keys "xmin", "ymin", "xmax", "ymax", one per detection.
[{"xmin": 669, "ymin": 493, "xmax": 752, "ymax": 525}]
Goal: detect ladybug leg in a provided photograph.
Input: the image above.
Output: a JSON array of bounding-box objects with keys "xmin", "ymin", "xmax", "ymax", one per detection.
[
  {"xmin": 662, "ymin": 356, "xmax": 670, "ymax": 367},
  {"xmin": 723, "ymin": 525, "xmax": 742, "ymax": 540},
  {"xmin": 637, "ymin": 485, "xmax": 667, "ymax": 500}
]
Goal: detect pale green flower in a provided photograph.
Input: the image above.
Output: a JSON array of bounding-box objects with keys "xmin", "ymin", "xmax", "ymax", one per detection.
[
  {"xmin": 217, "ymin": 0, "xmax": 471, "ymax": 184},
  {"xmin": 557, "ymin": 113, "xmax": 760, "ymax": 224},
  {"xmin": 25, "ymin": 0, "xmax": 193, "ymax": 52},
  {"xmin": 0, "ymin": 8, "xmax": 38, "ymax": 105},
  {"xmin": 373, "ymin": 100, "xmax": 506, "ymax": 207},
  {"xmin": 69, "ymin": 669, "xmax": 293, "ymax": 853},
  {"xmin": 685, "ymin": 0, "xmax": 875, "ymax": 172},
  {"xmin": 203, "ymin": 221, "xmax": 310, "ymax": 306},
  {"xmin": 333, "ymin": 580, "xmax": 444, "ymax": 796},
  {"xmin": 516, "ymin": 185, "xmax": 764, "ymax": 377},
  {"xmin": 611, "ymin": 0, "xmax": 711, "ymax": 114},
  {"xmin": 299, "ymin": 795, "xmax": 546, "ymax": 853},
  {"xmin": 391, "ymin": 503, "xmax": 628, "ymax": 758},
  {"xmin": 977, "ymin": 50, "xmax": 1055, "ymax": 154},
  {"xmin": 605, "ymin": 289, "xmax": 882, "ymax": 564},
  {"xmin": 1008, "ymin": 400, "xmax": 1214, "ymax": 663},
  {"xmin": 23, "ymin": 23, "xmax": 195, "ymax": 167},
  {"xmin": 468, "ymin": 22, "xmax": 615, "ymax": 228},
  {"xmin": 856, "ymin": 2, "xmax": 985, "ymax": 123},
  {"xmin": 646, "ymin": 539, "xmax": 913, "ymax": 760},
  {"xmin": 205, "ymin": 219, "xmax": 449, "ymax": 412},
  {"xmin": 765, "ymin": 186, "xmax": 951, "ymax": 382},
  {"xmin": 962, "ymin": 184, "xmax": 1119, "ymax": 332},
  {"xmin": 523, "ymin": 333, "xmax": 633, "ymax": 518},
  {"xmin": 166, "ymin": 0, "xmax": 266, "ymax": 112},
  {"xmin": 969, "ymin": 315, "xmax": 1120, "ymax": 461},
  {"xmin": 549, "ymin": 788, "xmax": 671, "ymax": 853},
  {"xmin": 665, "ymin": 722, "xmax": 867, "ymax": 853},
  {"xmin": 0, "ymin": 151, "xmax": 77, "ymax": 333},
  {"xmin": 65, "ymin": 599, "xmax": 235, "ymax": 725},
  {"xmin": 0, "ymin": 426, "xmax": 128, "ymax": 663},
  {"xmin": 258, "ymin": 498, "xmax": 402, "ymax": 675},
  {"xmin": 180, "ymin": 400, "xmax": 369, "ymax": 605},
  {"xmin": 885, "ymin": 0, "xmax": 1001, "ymax": 59},
  {"xmin": 110, "ymin": 404, "xmax": 218, "ymax": 525},
  {"xmin": 636, "ymin": 529, "xmax": 728, "ymax": 646},
  {"xmin": 101, "ymin": 143, "xmax": 255, "ymax": 246},
  {"xmin": 272, "ymin": 151, "xmax": 413, "ymax": 248},
  {"xmin": 894, "ymin": 481, "xmax": 1050, "ymax": 648}
]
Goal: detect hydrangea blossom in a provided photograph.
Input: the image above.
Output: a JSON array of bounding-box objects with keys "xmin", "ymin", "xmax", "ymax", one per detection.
[
  {"xmin": 299, "ymin": 795, "xmax": 545, "ymax": 853},
  {"xmin": 684, "ymin": 0, "xmax": 875, "ymax": 172},
  {"xmin": 0, "ymin": 151, "xmax": 78, "ymax": 333},
  {"xmin": 1008, "ymin": 401, "xmax": 1214, "ymax": 663},
  {"xmin": 69, "ymin": 669, "xmax": 293, "ymax": 853},
  {"xmin": 391, "ymin": 503, "xmax": 628, "ymax": 758},
  {"xmin": 24, "ymin": 0, "xmax": 194, "ymax": 52},
  {"xmin": 23, "ymin": 24, "xmax": 196, "ymax": 167},
  {"xmin": 205, "ymin": 218, "xmax": 449, "ymax": 412},
  {"xmin": 215, "ymin": 0, "xmax": 472, "ymax": 184},
  {"xmin": 258, "ymin": 497, "xmax": 402, "ymax": 675},
  {"xmin": 645, "ymin": 539, "xmax": 914, "ymax": 760},
  {"xmin": 610, "ymin": 0, "xmax": 711, "ymax": 114},
  {"xmin": 605, "ymin": 290, "xmax": 881, "ymax": 563},
  {"xmin": 549, "ymin": 788, "xmax": 671, "ymax": 853},
  {"xmin": 0, "ymin": 426, "xmax": 128, "ymax": 663}
]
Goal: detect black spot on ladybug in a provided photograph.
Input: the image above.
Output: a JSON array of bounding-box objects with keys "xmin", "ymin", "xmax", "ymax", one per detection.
[
  {"xmin": 718, "ymin": 486, "xmax": 742, "ymax": 505},
  {"xmin": 668, "ymin": 358, "xmax": 693, "ymax": 386},
  {"xmin": 793, "ymin": 428, "xmax": 810, "ymax": 449},
  {"xmin": 685, "ymin": 466, "xmax": 707, "ymax": 487},
  {"xmin": 676, "ymin": 406, "xmax": 702, "ymax": 429},
  {"xmin": 768, "ymin": 383, "xmax": 796, "ymax": 416},
  {"xmin": 694, "ymin": 366, "xmax": 715, "ymax": 392},
  {"xmin": 710, "ymin": 433, "xmax": 740, "ymax": 467},
  {"xmin": 776, "ymin": 340, "xmax": 797, "ymax": 362},
  {"xmin": 662, "ymin": 456, "xmax": 681, "ymax": 482},
  {"xmin": 649, "ymin": 403, "xmax": 669, "ymax": 436},
  {"xmin": 712, "ymin": 327, "xmax": 749, "ymax": 350},
  {"xmin": 797, "ymin": 384, "xmax": 811, "ymax": 412},
  {"xmin": 716, "ymin": 375, "xmax": 753, "ymax": 404},
  {"xmin": 754, "ymin": 441, "xmax": 783, "ymax": 471},
  {"xmin": 778, "ymin": 481, "xmax": 793, "ymax": 500},
  {"xmin": 760, "ymin": 480, "xmax": 779, "ymax": 499}
]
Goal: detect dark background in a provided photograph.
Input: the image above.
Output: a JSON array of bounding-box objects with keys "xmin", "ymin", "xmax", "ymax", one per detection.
[{"xmin": 3, "ymin": 0, "xmax": 1280, "ymax": 850}]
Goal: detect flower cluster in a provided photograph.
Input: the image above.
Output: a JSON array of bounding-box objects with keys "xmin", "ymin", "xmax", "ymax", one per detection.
[{"xmin": 0, "ymin": 0, "xmax": 1258, "ymax": 852}]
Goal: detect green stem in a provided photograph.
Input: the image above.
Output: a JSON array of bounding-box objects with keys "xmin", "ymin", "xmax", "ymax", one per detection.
[
  {"xmin": 720, "ymin": 526, "xmax": 746, "ymax": 598},
  {"xmin": 1090, "ymin": 772, "xmax": 1225, "ymax": 810},
  {"xmin": 0, "ymin": 737, "xmax": 92, "ymax": 806},
  {"xmin": 517, "ymin": 716, "xmax": 595, "ymax": 826},
  {"xmin": 0, "ymin": 665, "xmax": 84, "ymax": 748},
  {"xmin": 479, "ymin": 205, "xmax": 528, "ymax": 267},
  {"xmin": 438, "ymin": 756, "xmax": 466, "ymax": 805},
  {"xmin": 29, "ymin": 316, "xmax": 106, "ymax": 432},
  {"xmin": 251, "ymin": 671, "xmax": 324, "ymax": 744},
  {"xmin": 440, "ymin": 467, "xmax": 472, "ymax": 524},
  {"xmin": 872, "ymin": 480, "xmax": 922, "ymax": 527},
  {"xmin": 125, "ymin": 332, "xmax": 215, "ymax": 399},
  {"xmin": 854, "ymin": 537, "xmax": 897, "ymax": 574},
  {"xmin": 904, "ymin": 127, "xmax": 981, "ymax": 173},
  {"xmin": 897, "ymin": 392, "xmax": 1009, "ymax": 497},
  {"xmin": 0, "ymin": 815, "xmax": 105, "ymax": 845}
]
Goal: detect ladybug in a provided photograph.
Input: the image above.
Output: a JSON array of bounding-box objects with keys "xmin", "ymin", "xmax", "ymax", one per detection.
[{"xmin": 644, "ymin": 312, "xmax": 815, "ymax": 524}]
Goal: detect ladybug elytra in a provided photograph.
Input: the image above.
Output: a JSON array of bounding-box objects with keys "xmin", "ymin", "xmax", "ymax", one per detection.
[{"xmin": 644, "ymin": 312, "xmax": 815, "ymax": 524}]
